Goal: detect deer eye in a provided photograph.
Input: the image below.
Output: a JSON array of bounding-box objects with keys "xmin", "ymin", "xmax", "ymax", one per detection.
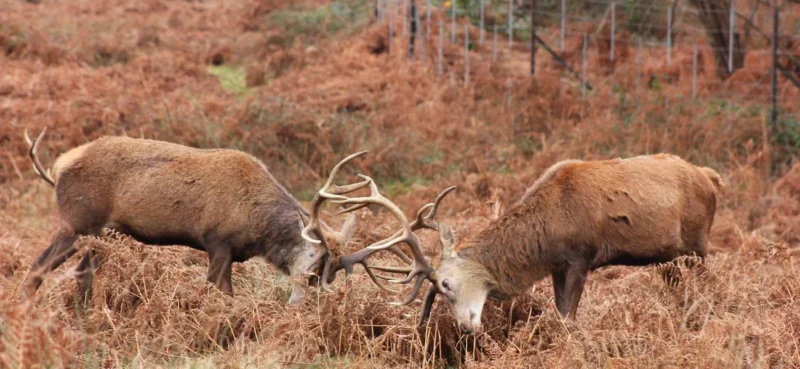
[{"xmin": 441, "ymin": 279, "xmax": 450, "ymax": 291}]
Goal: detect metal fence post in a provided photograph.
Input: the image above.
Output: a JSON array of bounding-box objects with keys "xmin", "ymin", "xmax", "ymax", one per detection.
[
  {"xmin": 438, "ymin": 19, "xmax": 444, "ymax": 76},
  {"xmin": 610, "ymin": 0, "xmax": 615, "ymax": 61},
  {"xmin": 426, "ymin": 0, "xmax": 431, "ymax": 40},
  {"xmin": 480, "ymin": 0, "xmax": 486, "ymax": 45},
  {"xmin": 560, "ymin": 0, "xmax": 566, "ymax": 52},
  {"xmin": 451, "ymin": 0, "xmax": 456, "ymax": 43},
  {"xmin": 666, "ymin": 5, "xmax": 672, "ymax": 66},
  {"xmin": 728, "ymin": 0, "xmax": 735, "ymax": 73},
  {"xmin": 389, "ymin": 0, "xmax": 394, "ymax": 54},
  {"xmin": 508, "ymin": 0, "xmax": 513, "ymax": 49},
  {"xmin": 409, "ymin": 0, "xmax": 417, "ymax": 58},
  {"xmin": 582, "ymin": 33, "xmax": 588, "ymax": 97},
  {"xmin": 531, "ymin": 0, "xmax": 536, "ymax": 75},
  {"xmin": 465, "ymin": 24, "xmax": 470, "ymax": 85},
  {"xmin": 771, "ymin": 6, "xmax": 779, "ymax": 128}
]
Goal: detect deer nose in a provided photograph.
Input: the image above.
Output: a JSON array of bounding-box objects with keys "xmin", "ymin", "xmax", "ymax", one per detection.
[{"xmin": 459, "ymin": 323, "xmax": 474, "ymax": 335}]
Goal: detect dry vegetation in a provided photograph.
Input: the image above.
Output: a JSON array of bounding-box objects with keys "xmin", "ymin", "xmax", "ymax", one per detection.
[{"xmin": 1, "ymin": 0, "xmax": 800, "ymax": 367}]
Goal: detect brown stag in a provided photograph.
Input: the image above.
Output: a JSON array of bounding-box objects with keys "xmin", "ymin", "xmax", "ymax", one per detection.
[
  {"xmin": 325, "ymin": 154, "xmax": 723, "ymax": 335},
  {"xmin": 23, "ymin": 129, "xmax": 364, "ymax": 304}
]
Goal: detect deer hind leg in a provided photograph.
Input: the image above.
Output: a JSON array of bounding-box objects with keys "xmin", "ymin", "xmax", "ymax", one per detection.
[
  {"xmin": 207, "ymin": 250, "xmax": 233, "ymax": 295},
  {"xmin": 27, "ymin": 226, "xmax": 80, "ymax": 295},
  {"xmin": 551, "ymin": 269, "xmax": 569, "ymax": 317},
  {"xmin": 563, "ymin": 263, "xmax": 589, "ymax": 320},
  {"xmin": 75, "ymin": 249, "xmax": 101, "ymax": 307}
]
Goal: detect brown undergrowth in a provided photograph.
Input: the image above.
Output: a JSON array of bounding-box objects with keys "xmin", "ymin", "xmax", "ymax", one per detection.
[{"xmin": 1, "ymin": 0, "xmax": 800, "ymax": 367}]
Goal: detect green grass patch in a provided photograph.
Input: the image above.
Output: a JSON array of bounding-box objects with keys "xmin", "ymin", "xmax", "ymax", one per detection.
[
  {"xmin": 206, "ymin": 65, "xmax": 249, "ymax": 96},
  {"xmin": 379, "ymin": 175, "xmax": 431, "ymax": 197}
]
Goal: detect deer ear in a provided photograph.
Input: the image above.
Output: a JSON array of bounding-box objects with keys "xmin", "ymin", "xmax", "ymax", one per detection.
[
  {"xmin": 339, "ymin": 213, "xmax": 357, "ymax": 245},
  {"xmin": 297, "ymin": 210, "xmax": 309, "ymax": 229},
  {"xmin": 438, "ymin": 223, "xmax": 458, "ymax": 260}
]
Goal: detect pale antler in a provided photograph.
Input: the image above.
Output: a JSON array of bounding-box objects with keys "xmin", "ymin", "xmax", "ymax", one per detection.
[
  {"xmin": 300, "ymin": 151, "xmax": 371, "ymax": 292},
  {"xmin": 24, "ymin": 128, "xmax": 55, "ymax": 186},
  {"xmin": 334, "ymin": 184, "xmax": 456, "ymax": 306},
  {"xmin": 355, "ymin": 185, "xmax": 457, "ymax": 276}
]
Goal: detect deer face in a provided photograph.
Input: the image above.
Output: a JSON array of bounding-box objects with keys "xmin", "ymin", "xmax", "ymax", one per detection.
[
  {"xmin": 287, "ymin": 240, "xmax": 328, "ymax": 305},
  {"xmin": 435, "ymin": 256, "xmax": 492, "ymax": 335},
  {"xmin": 290, "ymin": 213, "xmax": 357, "ymax": 304}
]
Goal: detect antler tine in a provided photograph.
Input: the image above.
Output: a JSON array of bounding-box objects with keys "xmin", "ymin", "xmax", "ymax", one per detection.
[
  {"xmin": 336, "ymin": 202, "xmax": 371, "ymax": 214},
  {"xmin": 301, "ymin": 151, "xmax": 370, "ymax": 245},
  {"xmin": 390, "ymin": 274, "xmax": 429, "ymax": 306},
  {"xmin": 361, "ymin": 259, "xmax": 400, "ymax": 293},
  {"xmin": 387, "ymin": 244, "xmax": 413, "ymax": 264},
  {"xmin": 368, "ymin": 265, "xmax": 413, "ymax": 274},
  {"xmin": 319, "ymin": 151, "xmax": 371, "ymax": 196},
  {"xmin": 24, "ymin": 128, "xmax": 55, "ymax": 186},
  {"xmin": 335, "ymin": 175, "xmax": 414, "ymax": 251},
  {"xmin": 410, "ymin": 186, "xmax": 457, "ymax": 231},
  {"xmin": 23, "ymin": 128, "xmax": 34, "ymax": 146}
]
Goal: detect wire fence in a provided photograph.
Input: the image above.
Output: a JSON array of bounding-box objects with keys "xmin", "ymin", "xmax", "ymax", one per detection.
[{"xmin": 371, "ymin": 0, "xmax": 798, "ymax": 134}]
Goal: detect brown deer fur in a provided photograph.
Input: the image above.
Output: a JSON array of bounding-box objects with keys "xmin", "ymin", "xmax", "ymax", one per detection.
[
  {"xmin": 427, "ymin": 154, "xmax": 723, "ymax": 334},
  {"xmin": 26, "ymin": 134, "xmax": 352, "ymax": 303}
]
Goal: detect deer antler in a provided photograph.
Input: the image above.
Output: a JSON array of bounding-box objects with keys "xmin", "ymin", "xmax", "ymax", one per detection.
[
  {"xmin": 24, "ymin": 128, "xmax": 55, "ymax": 186},
  {"xmin": 334, "ymin": 185, "xmax": 456, "ymax": 306},
  {"xmin": 301, "ymin": 151, "xmax": 371, "ymax": 292}
]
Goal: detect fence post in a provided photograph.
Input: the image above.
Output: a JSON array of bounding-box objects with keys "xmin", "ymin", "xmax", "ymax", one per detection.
[
  {"xmin": 451, "ymin": 0, "xmax": 456, "ymax": 43},
  {"xmin": 610, "ymin": 0, "xmax": 615, "ymax": 61},
  {"xmin": 417, "ymin": 1, "xmax": 425, "ymax": 62},
  {"xmin": 728, "ymin": 0, "xmax": 735, "ymax": 73},
  {"xmin": 389, "ymin": 0, "xmax": 394, "ymax": 54},
  {"xmin": 582, "ymin": 33, "xmax": 588, "ymax": 97},
  {"xmin": 666, "ymin": 4, "xmax": 672, "ymax": 66},
  {"xmin": 560, "ymin": 0, "xmax": 566, "ymax": 52},
  {"xmin": 531, "ymin": 0, "xmax": 537, "ymax": 75},
  {"xmin": 771, "ymin": 5, "xmax": 779, "ymax": 128},
  {"xmin": 402, "ymin": 0, "xmax": 408, "ymax": 35},
  {"xmin": 508, "ymin": 0, "xmax": 513, "ymax": 49},
  {"xmin": 465, "ymin": 24, "xmax": 470, "ymax": 85},
  {"xmin": 438, "ymin": 19, "xmax": 444, "ymax": 76},
  {"xmin": 480, "ymin": 0, "xmax": 485, "ymax": 45},
  {"xmin": 636, "ymin": 36, "xmax": 642, "ymax": 108},
  {"xmin": 409, "ymin": 0, "xmax": 417, "ymax": 58},
  {"xmin": 426, "ymin": 0, "xmax": 431, "ymax": 40}
]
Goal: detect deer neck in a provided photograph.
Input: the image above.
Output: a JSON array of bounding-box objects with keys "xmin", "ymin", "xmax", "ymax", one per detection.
[{"xmin": 457, "ymin": 198, "xmax": 553, "ymax": 298}]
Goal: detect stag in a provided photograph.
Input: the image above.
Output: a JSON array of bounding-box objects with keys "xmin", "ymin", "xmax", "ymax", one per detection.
[
  {"xmin": 326, "ymin": 154, "xmax": 723, "ymax": 334},
  {"xmin": 23, "ymin": 129, "xmax": 363, "ymax": 304}
]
